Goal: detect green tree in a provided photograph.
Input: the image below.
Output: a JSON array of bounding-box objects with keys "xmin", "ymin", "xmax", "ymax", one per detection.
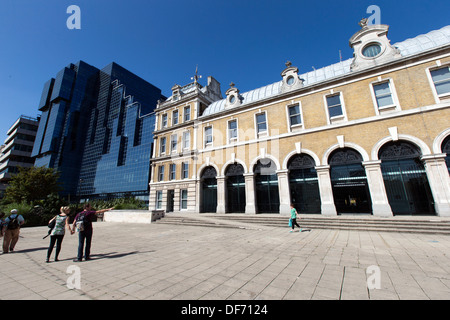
[{"xmin": 4, "ymin": 166, "xmax": 61, "ymax": 204}]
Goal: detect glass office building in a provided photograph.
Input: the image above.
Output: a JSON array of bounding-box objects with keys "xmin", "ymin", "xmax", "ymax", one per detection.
[{"xmin": 32, "ymin": 61, "xmax": 163, "ymax": 201}]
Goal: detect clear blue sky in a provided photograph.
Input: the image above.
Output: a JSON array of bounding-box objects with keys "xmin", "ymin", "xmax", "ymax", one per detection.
[{"xmin": 0, "ymin": 0, "xmax": 449, "ymax": 141}]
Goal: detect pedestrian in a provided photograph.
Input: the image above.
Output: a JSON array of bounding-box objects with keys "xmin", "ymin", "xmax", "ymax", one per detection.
[
  {"xmin": 72, "ymin": 203, "xmax": 113, "ymax": 262},
  {"xmin": 2, "ymin": 209, "xmax": 25, "ymax": 253},
  {"xmin": 46, "ymin": 206, "xmax": 72, "ymax": 263},
  {"xmin": 289, "ymin": 204, "xmax": 302, "ymax": 233}
]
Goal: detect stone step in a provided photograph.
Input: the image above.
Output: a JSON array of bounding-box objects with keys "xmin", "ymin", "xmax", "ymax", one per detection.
[{"xmin": 156, "ymin": 214, "xmax": 450, "ymax": 235}]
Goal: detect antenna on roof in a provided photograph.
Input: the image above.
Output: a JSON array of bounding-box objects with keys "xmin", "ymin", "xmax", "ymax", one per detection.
[
  {"xmin": 191, "ymin": 65, "xmax": 202, "ymax": 83},
  {"xmin": 339, "ymin": 50, "xmax": 343, "ymax": 62}
]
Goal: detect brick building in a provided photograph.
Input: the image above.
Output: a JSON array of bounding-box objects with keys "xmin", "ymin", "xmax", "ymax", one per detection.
[{"xmin": 149, "ymin": 21, "xmax": 450, "ymax": 217}]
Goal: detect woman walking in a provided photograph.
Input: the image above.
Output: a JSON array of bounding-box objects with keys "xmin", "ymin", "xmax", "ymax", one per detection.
[
  {"xmin": 290, "ymin": 204, "xmax": 302, "ymax": 232},
  {"xmin": 46, "ymin": 206, "xmax": 72, "ymax": 262}
]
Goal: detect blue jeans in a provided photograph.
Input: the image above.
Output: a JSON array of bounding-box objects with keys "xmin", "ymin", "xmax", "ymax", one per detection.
[{"xmin": 77, "ymin": 230, "xmax": 92, "ymax": 260}]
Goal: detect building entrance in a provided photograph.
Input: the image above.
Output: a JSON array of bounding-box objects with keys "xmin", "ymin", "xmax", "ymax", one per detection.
[
  {"xmin": 329, "ymin": 148, "xmax": 372, "ymax": 214},
  {"xmin": 254, "ymin": 159, "xmax": 280, "ymax": 213},
  {"xmin": 167, "ymin": 190, "xmax": 174, "ymax": 213},
  {"xmin": 288, "ymin": 154, "xmax": 321, "ymax": 214},
  {"xmin": 379, "ymin": 141, "xmax": 435, "ymax": 215},
  {"xmin": 225, "ymin": 164, "xmax": 246, "ymax": 213},
  {"xmin": 200, "ymin": 166, "xmax": 217, "ymax": 213},
  {"xmin": 443, "ymin": 135, "xmax": 450, "ymax": 174}
]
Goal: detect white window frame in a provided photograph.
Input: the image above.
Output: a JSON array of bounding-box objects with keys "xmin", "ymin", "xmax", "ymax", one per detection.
[
  {"xmin": 172, "ymin": 109, "xmax": 179, "ymax": 126},
  {"xmin": 184, "ymin": 105, "xmax": 191, "ymax": 122},
  {"xmin": 254, "ymin": 111, "xmax": 268, "ymax": 139},
  {"xmin": 369, "ymin": 78, "xmax": 401, "ymax": 115},
  {"xmin": 227, "ymin": 119, "xmax": 239, "ymax": 144},
  {"xmin": 169, "ymin": 163, "xmax": 176, "ymax": 180},
  {"xmin": 182, "ymin": 131, "xmax": 190, "ymax": 150},
  {"xmin": 161, "ymin": 113, "xmax": 168, "ymax": 128},
  {"xmin": 180, "ymin": 189, "xmax": 188, "ymax": 210},
  {"xmin": 156, "ymin": 191, "xmax": 163, "ymax": 209},
  {"xmin": 159, "ymin": 137, "xmax": 166, "ymax": 156},
  {"xmin": 181, "ymin": 162, "xmax": 189, "ymax": 179},
  {"xmin": 158, "ymin": 166, "xmax": 165, "ymax": 182},
  {"xmin": 426, "ymin": 63, "xmax": 450, "ymax": 104},
  {"xmin": 204, "ymin": 125, "xmax": 213, "ymax": 148},
  {"xmin": 323, "ymin": 92, "xmax": 347, "ymax": 125},
  {"xmin": 286, "ymin": 102, "xmax": 303, "ymax": 132},
  {"xmin": 170, "ymin": 134, "xmax": 178, "ymax": 154}
]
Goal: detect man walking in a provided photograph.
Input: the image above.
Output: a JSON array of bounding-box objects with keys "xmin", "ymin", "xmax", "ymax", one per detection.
[
  {"xmin": 2, "ymin": 209, "xmax": 25, "ymax": 253},
  {"xmin": 72, "ymin": 203, "xmax": 113, "ymax": 262}
]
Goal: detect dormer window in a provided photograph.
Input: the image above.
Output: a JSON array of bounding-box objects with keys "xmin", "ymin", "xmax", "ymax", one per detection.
[
  {"xmin": 281, "ymin": 61, "xmax": 303, "ymax": 93},
  {"xmin": 349, "ymin": 21, "xmax": 401, "ymax": 71},
  {"xmin": 225, "ymin": 82, "xmax": 241, "ymax": 109}
]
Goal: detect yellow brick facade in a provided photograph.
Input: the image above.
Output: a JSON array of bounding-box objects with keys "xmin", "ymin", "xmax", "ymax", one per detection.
[{"xmin": 150, "ymin": 24, "xmax": 450, "ymax": 217}]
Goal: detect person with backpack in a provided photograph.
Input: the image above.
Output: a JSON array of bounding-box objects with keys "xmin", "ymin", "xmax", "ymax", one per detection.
[
  {"xmin": 2, "ymin": 209, "xmax": 25, "ymax": 253},
  {"xmin": 72, "ymin": 203, "xmax": 113, "ymax": 262},
  {"xmin": 46, "ymin": 206, "xmax": 72, "ymax": 263}
]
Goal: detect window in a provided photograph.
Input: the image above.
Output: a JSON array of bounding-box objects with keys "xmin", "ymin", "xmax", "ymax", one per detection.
[
  {"xmin": 180, "ymin": 189, "xmax": 188, "ymax": 210},
  {"xmin": 156, "ymin": 191, "xmax": 163, "ymax": 209},
  {"xmin": 169, "ymin": 164, "xmax": 176, "ymax": 180},
  {"xmin": 204, "ymin": 126, "xmax": 213, "ymax": 147},
  {"xmin": 326, "ymin": 94, "xmax": 343, "ymax": 118},
  {"xmin": 228, "ymin": 120, "xmax": 237, "ymax": 142},
  {"xmin": 362, "ymin": 43, "xmax": 382, "ymax": 58},
  {"xmin": 373, "ymin": 82, "xmax": 395, "ymax": 108},
  {"xmin": 159, "ymin": 137, "xmax": 166, "ymax": 155},
  {"xmin": 430, "ymin": 66, "xmax": 450, "ymax": 96},
  {"xmin": 182, "ymin": 131, "xmax": 190, "ymax": 150},
  {"xmin": 184, "ymin": 106, "xmax": 191, "ymax": 122},
  {"xmin": 181, "ymin": 162, "xmax": 189, "ymax": 179},
  {"xmin": 255, "ymin": 113, "xmax": 267, "ymax": 135},
  {"xmin": 158, "ymin": 166, "xmax": 165, "ymax": 182},
  {"xmin": 288, "ymin": 104, "xmax": 302, "ymax": 127},
  {"xmin": 170, "ymin": 135, "xmax": 177, "ymax": 153},
  {"xmin": 161, "ymin": 114, "xmax": 168, "ymax": 128},
  {"xmin": 172, "ymin": 110, "xmax": 179, "ymax": 125}
]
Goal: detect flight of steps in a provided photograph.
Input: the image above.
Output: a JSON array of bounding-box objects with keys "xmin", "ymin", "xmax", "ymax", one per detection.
[{"xmin": 156, "ymin": 213, "xmax": 450, "ymax": 235}]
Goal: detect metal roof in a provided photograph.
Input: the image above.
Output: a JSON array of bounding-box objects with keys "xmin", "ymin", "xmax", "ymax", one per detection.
[{"xmin": 202, "ymin": 25, "xmax": 450, "ymax": 117}]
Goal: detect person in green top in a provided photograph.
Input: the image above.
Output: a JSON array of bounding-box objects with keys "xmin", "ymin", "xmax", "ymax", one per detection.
[
  {"xmin": 46, "ymin": 206, "xmax": 72, "ymax": 262},
  {"xmin": 290, "ymin": 204, "xmax": 302, "ymax": 232}
]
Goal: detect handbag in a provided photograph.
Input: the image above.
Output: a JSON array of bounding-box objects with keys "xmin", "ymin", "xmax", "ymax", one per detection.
[{"xmin": 288, "ymin": 219, "xmax": 292, "ymax": 227}]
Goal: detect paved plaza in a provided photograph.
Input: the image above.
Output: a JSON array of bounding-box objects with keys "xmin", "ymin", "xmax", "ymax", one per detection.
[{"xmin": 1, "ymin": 216, "xmax": 450, "ymax": 301}]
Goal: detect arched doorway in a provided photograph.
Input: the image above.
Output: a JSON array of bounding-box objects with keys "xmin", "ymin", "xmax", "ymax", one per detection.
[
  {"xmin": 442, "ymin": 135, "xmax": 450, "ymax": 175},
  {"xmin": 288, "ymin": 154, "xmax": 321, "ymax": 214},
  {"xmin": 225, "ymin": 163, "xmax": 246, "ymax": 213},
  {"xmin": 200, "ymin": 166, "xmax": 217, "ymax": 213},
  {"xmin": 254, "ymin": 159, "xmax": 280, "ymax": 213},
  {"xmin": 379, "ymin": 141, "xmax": 435, "ymax": 215},
  {"xmin": 329, "ymin": 148, "xmax": 372, "ymax": 214}
]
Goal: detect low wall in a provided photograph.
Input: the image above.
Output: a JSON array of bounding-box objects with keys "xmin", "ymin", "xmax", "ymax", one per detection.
[{"xmin": 103, "ymin": 210, "xmax": 165, "ymax": 224}]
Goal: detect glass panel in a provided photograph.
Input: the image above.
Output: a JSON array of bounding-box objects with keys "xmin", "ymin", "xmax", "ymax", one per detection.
[
  {"xmin": 328, "ymin": 105, "xmax": 343, "ymax": 118},
  {"xmin": 326, "ymin": 95, "xmax": 341, "ymax": 107},
  {"xmin": 435, "ymin": 81, "xmax": 450, "ymax": 95},
  {"xmin": 431, "ymin": 67, "xmax": 450, "ymax": 82},
  {"xmin": 377, "ymin": 94, "xmax": 394, "ymax": 107}
]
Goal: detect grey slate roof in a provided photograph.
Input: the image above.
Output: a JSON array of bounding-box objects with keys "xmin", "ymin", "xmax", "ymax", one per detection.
[{"xmin": 202, "ymin": 25, "xmax": 450, "ymax": 117}]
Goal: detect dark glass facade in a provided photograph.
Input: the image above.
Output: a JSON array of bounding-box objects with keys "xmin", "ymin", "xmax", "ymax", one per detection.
[{"xmin": 32, "ymin": 61, "xmax": 163, "ymax": 200}]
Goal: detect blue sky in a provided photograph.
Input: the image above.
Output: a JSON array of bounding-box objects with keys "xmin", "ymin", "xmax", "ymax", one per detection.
[{"xmin": 0, "ymin": 0, "xmax": 449, "ymax": 141}]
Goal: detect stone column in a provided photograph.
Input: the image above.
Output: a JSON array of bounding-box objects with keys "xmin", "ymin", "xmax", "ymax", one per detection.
[
  {"xmin": 277, "ymin": 169, "xmax": 291, "ymax": 215},
  {"xmin": 195, "ymin": 179, "xmax": 201, "ymax": 213},
  {"xmin": 363, "ymin": 160, "xmax": 393, "ymax": 217},
  {"xmin": 216, "ymin": 176, "xmax": 226, "ymax": 214},
  {"xmin": 422, "ymin": 154, "xmax": 450, "ymax": 217},
  {"xmin": 315, "ymin": 165, "xmax": 337, "ymax": 216},
  {"xmin": 244, "ymin": 173, "xmax": 256, "ymax": 214}
]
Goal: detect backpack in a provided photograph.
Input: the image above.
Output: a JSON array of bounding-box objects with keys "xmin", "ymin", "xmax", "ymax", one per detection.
[
  {"xmin": 75, "ymin": 213, "xmax": 86, "ymax": 232},
  {"xmin": 7, "ymin": 214, "xmax": 21, "ymax": 230}
]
